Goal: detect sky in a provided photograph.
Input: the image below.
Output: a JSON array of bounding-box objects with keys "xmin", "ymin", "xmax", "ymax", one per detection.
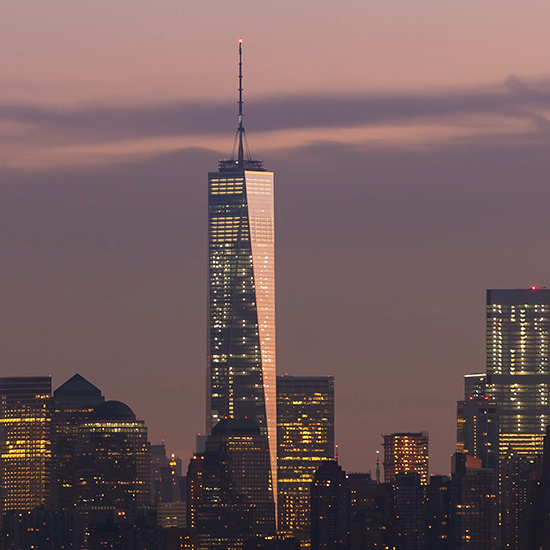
[{"xmin": 1, "ymin": 0, "xmax": 550, "ymax": 475}]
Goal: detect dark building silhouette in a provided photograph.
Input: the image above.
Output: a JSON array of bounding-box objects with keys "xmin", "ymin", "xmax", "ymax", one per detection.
[
  {"xmin": 456, "ymin": 397, "xmax": 498, "ymax": 470},
  {"xmin": 0, "ymin": 376, "xmax": 52, "ymax": 516},
  {"xmin": 426, "ymin": 475, "xmax": 451, "ymax": 550},
  {"xmin": 348, "ymin": 473, "xmax": 393, "ymax": 550},
  {"xmin": 393, "ymin": 472, "xmax": 426, "ymax": 550},
  {"xmin": 188, "ymin": 418, "xmax": 275, "ymax": 549},
  {"xmin": 451, "ymin": 453, "xmax": 498, "ymax": 550},
  {"xmin": 310, "ymin": 460, "xmax": 350, "ymax": 550},
  {"xmin": 51, "ymin": 373, "xmax": 104, "ymax": 509},
  {"xmin": 382, "ymin": 432, "xmax": 429, "ymax": 486},
  {"xmin": 277, "ymin": 375, "xmax": 335, "ymax": 546},
  {"xmin": 74, "ymin": 400, "xmax": 152, "ymax": 547}
]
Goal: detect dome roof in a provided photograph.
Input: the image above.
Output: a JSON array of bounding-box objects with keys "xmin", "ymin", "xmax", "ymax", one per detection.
[{"xmin": 90, "ymin": 400, "xmax": 136, "ymax": 422}]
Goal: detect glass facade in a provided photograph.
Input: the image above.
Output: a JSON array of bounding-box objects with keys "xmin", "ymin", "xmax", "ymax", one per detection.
[
  {"xmin": 486, "ymin": 288, "xmax": 550, "ymax": 456},
  {"xmin": 207, "ymin": 166, "xmax": 277, "ymax": 508}
]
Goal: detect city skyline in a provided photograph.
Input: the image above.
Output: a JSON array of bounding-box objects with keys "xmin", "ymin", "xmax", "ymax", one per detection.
[{"xmin": 2, "ymin": 1, "xmax": 550, "ymax": 476}]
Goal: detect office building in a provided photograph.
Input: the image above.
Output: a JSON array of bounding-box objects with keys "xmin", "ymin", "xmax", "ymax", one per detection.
[
  {"xmin": 451, "ymin": 453, "xmax": 498, "ymax": 550},
  {"xmin": 74, "ymin": 400, "xmax": 152, "ymax": 512},
  {"xmin": 51, "ymin": 373, "xmax": 104, "ymax": 509},
  {"xmin": 207, "ymin": 39, "xmax": 277, "ymax": 506},
  {"xmin": 277, "ymin": 375, "xmax": 334, "ymax": 546},
  {"xmin": 426, "ymin": 475, "xmax": 451, "ymax": 550},
  {"xmin": 348, "ymin": 473, "xmax": 394, "ymax": 550},
  {"xmin": 456, "ymin": 397, "xmax": 498, "ymax": 470},
  {"xmin": 310, "ymin": 460, "xmax": 350, "ymax": 550},
  {"xmin": 190, "ymin": 418, "xmax": 276, "ymax": 549},
  {"xmin": 382, "ymin": 432, "xmax": 429, "ymax": 486},
  {"xmin": 394, "ymin": 472, "xmax": 426, "ymax": 550},
  {"xmin": 486, "ymin": 288, "xmax": 550, "ymax": 457},
  {"xmin": 0, "ymin": 376, "xmax": 52, "ymax": 515}
]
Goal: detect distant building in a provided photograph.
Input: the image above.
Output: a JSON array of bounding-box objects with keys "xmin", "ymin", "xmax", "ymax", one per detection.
[
  {"xmin": 51, "ymin": 373, "xmax": 104, "ymax": 509},
  {"xmin": 348, "ymin": 473, "xmax": 393, "ymax": 550},
  {"xmin": 189, "ymin": 418, "xmax": 276, "ymax": 549},
  {"xmin": 394, "ymin": 472, "xmax": 426, "ymax": 550},
  {"xmin": 456, "ymin": 397, "xmax": 498, "ymax": 470},
  {"xmin": 426, "ymin": 475, "xmax": 451, "ymax": 550},
  {"xmin": 485, "ymin": 288, "xmax": 550, "ymax": 548},
  {"xmin": 382, "ymin": 432, "xmax": 429, "ymax": 486},
  {"xmin": 451, "ymin": 453, "xmax": 498, "ymax": 550},
  {"xmin": 277, "ymin": 375, "xmax": 335, "ymax": 546},
  {"xmin": 0, "ymin": 376, "xmax": 52, "ymax": 515},
  {"xmin": 310, "ymin": 460, "xmax": 350, "ymax": 550},
  {"xmin": 74, "ymin": 400, "xmax": 151, "ymax": 515}
]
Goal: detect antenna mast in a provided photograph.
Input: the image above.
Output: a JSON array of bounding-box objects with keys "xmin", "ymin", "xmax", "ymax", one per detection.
[
  {"xmin": 237, "ymin": 38, "xmax": 244, "ymax": 164},
  {"xmin": 376, "ymin": 450, "xmax": 381, "ymax": 483}
]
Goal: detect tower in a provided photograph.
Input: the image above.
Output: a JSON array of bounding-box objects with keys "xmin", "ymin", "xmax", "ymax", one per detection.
[{"xmin": 207, "ymin": 40, "xmax": 277, "ymax": 506}]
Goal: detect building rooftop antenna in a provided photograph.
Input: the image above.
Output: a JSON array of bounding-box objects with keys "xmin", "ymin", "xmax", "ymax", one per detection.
[
  {"xmin": 376, "ymin": 450, "xmax": 381, "ymax": 483},
  {"xmin": 237, "ymin": 38, "xmax": 244, "ymax": 164}
]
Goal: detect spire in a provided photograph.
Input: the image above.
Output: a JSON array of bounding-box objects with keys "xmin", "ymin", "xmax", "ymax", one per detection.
[
  {"xmin": 237, "ymin": 38, "xmax": 244, "ymax": 164},
  {"xmin": 219, "ymin": 39, "xmax": 264, "ymax": 172}
]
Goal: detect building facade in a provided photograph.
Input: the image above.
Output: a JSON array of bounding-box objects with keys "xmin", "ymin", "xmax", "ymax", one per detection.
[
  {"xmin": 382, "ymin": 432, "xmax": 429, "ymax": 486},
  {"xmin": 277, "ymin": 375, "xmax": 334, "ymax": 546},
  {"xmin": 0, "ymin": 376, "xmax": 52, "ymax": 515},
  {"xmin": 207, "ymin": 41, "xmax": 277, "ymax": 506},
  {"xmin": 486, "ymin": 288, "xmax": 550, "ymax": 457}
]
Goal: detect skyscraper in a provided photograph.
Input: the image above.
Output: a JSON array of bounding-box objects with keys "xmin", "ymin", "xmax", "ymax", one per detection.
[
  {"xmin": 207, "ymin": 40, "xmax": 277, "ymax": 505},
  {"xmin": 382, "ymin": 432, "xmax": 429, "ymax": 486},
  {"xmin": 486, "ymin": 288, "xmax": 550, "ymax": 457},
  {"xmin": 485, "ymin": 288, "xmax": 550, "ymax": 549},
  {"xmin": 277, "ymin": 375, "xmax": 335, "ymax": 546},
  {"xmin": 0, "ymin": 376, "xmax": 52, "ymax": 515}
]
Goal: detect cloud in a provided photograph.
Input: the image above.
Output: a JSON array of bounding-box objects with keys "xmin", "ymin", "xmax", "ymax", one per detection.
[{"xmin": 1, "ymin": 76, "xmax": 550, "ymax": 146}]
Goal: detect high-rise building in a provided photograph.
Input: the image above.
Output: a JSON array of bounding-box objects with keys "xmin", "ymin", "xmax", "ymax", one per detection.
[
  {"xmin": 189, "ymin": 418, "xmax": 276, "ymax": 549},
  {"xmin": 450, "ymin": 453, "xmax": 498, "ymax": 550},
  {"xmin": 456, "ymin": 397, "xmax": 498, "ymax": 470},
  {"xmin": 486, "ymin": 288, "xmax": 550, "ymax": 457},
  {"xmin": 382, "ymin": 432, "xmax": 429, "ymax": 486},
  {"xmin": 207, "ymin": 40, "xmax": 277, "ymax": 505},
  {"xmin": 50, "ymin": 373, "xmax": 104, "ymax": 509},
  {"xmin": 310, "ymin": 460, "xmax": 350, "ymax": 550},
  {"xmin": 393, "ymin": 472, "xmax": 426, "ymax": 550},
  {"xmin": 0, "ymin": 376, "xmax": 52, "ymax": 515},
  {"xmin": 74, "ymin": 400, "xmax": 152, "ymax": 512},
  {"xmin": 426, "ymin": 475, "xmax": 451, "ymax": 550},
  {"xmin": 485, "ymin": 288, "xmax": 550, "ymax": 548},
  {"xmin": 277, "ymin": 375, "xmax": 335, "ymax": 546}
]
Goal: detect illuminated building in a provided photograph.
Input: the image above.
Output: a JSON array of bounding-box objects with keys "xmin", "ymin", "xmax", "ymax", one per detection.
[
  {"xmin": 456, "ymin": 397, "xmax": 498, "ymax": 470},
  {"xmin": 74, "ymin": 400, "xmax": 152, "ymax": 512},
  {"xmin": 382, "ymin": 432, "xmax": 429, "ymax": 486},
  {"xmin": 207, "ymin": 40, "xmax": 277, "ymax": 508},
  {"xmin": 0, "ymin": 376, "xmax": 52, "ymax": 515},
  {"xmin": 190, "ymin": 418, "xmax": 276, "ymax": 549},
  {"xmin": 51, "ymin": 373, "xmax": 104, "ymax": 509},
  {"xmin": 486, "ymin": 288, "xmax": 550, "ymax": 457},
  {"xmin": 277, "ymin": 375, "xmax": 334, "ymax": 547},
  {"xmin": 310, "ymin": 460, "xmax": 350, "ymax": 550},
  {"xmin": 450, "ymin": 453, "xmax": 498, "ymax": 550},
  {"xmin": 485, "ymin": 288, "xmax": 550, "ymax": 548}
]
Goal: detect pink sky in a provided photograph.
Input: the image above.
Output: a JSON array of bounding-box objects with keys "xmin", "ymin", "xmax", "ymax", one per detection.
[{"xmin": 2, "ymin": 0, "xmax": 550, "ymax": 474}]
